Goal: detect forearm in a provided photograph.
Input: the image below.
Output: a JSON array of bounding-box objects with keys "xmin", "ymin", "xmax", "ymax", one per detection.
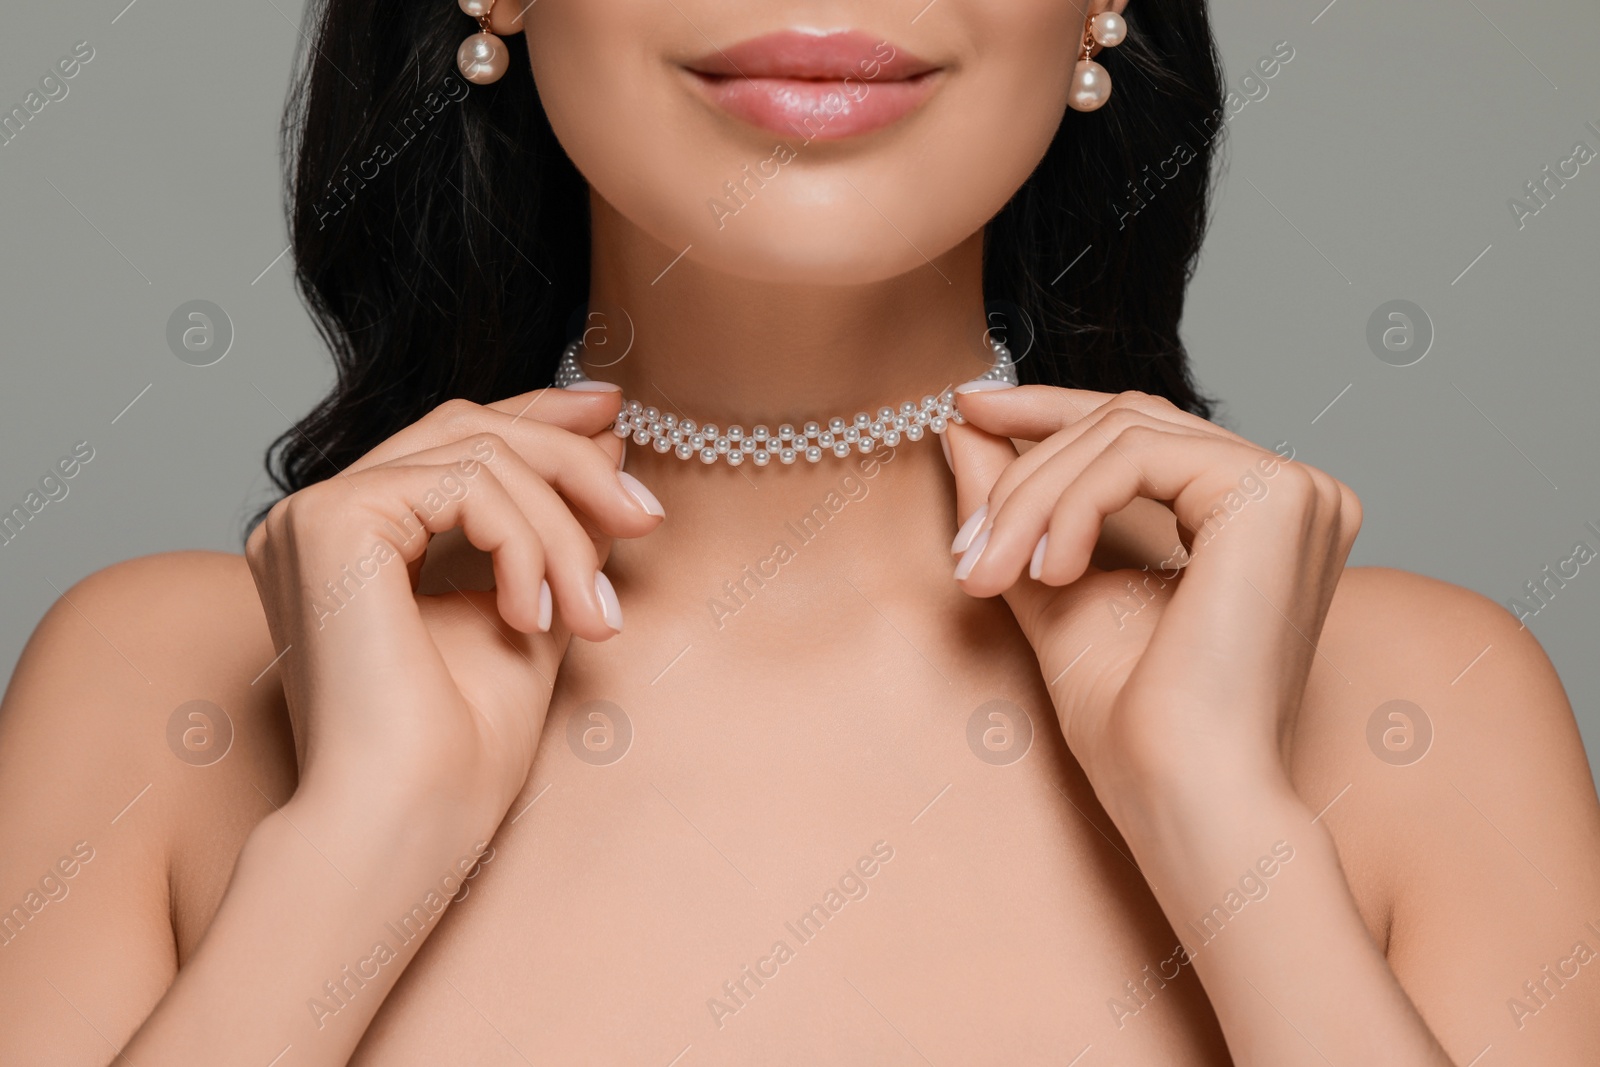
[
  {"xmin": 1105, "ymin": 770, "xmax": 1452, "ymax": 1066},
  {"xmin": 124, "ymin": 783, "xmax": 498, "ymax": 1066}
]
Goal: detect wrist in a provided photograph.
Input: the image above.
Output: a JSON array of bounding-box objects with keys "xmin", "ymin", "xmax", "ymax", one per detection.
[
  {"xmin": 268, "ymin": 776, "xmax": 505, "ymax": 886},
  {"xmin": 1099, "ymin": 767, "xmax": 1324, "ymax": 901},
  {"xmin": 1092, "ymin": 738, "xmax": 1296, "ymax": 832}
]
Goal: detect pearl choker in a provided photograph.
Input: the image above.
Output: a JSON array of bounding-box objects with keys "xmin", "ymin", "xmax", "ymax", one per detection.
[{"xmin": 552, "ymin": 339, "xmax": 1019, "ymax": 467}]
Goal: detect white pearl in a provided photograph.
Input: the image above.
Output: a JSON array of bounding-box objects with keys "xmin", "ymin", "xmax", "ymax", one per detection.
[
  {"xmin": 699, "ymin": 447, "xmax": 717, "ymax": 464},
  {"xmin": 1067, "ymin": 59, "xmax": 1111, "ymax": 112},
  {"xmin": 779, "ymin": 448, "xmax": 797, "ymax": 464},
  {"xmin": 805, "ymin": 446, "xmax": 822, "ymax": 463},
  {"xmin": 457, "ymin": 32, "xmax": 509, "ymax": 85},
  {"xmin": 458, "ymin": 0, "xmax": 493, "ymax": 16},
  {"xmin": 1090, "ymin": 11, "xmax": 1127, "ymax": 47}
]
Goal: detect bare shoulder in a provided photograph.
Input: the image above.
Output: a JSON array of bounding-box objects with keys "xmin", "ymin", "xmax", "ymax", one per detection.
[
  {"xmin": 1293, "ymin": 565, "xmax": 1600, "ymax": 1050},
  {"xmin": 0, "ymin": 550, "xmax": 295, "ymax": 963}
]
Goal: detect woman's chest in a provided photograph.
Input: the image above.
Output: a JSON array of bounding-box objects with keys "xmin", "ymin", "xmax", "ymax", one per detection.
[{"xmin": 349, "ymin": 616, "xmax": 1230, "ymax": 1064}]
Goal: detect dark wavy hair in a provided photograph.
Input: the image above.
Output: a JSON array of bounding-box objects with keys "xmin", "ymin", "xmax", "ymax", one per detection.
[{"xmin": 250, "ymin": 0, "xmax": 1226, "ymax": 537}]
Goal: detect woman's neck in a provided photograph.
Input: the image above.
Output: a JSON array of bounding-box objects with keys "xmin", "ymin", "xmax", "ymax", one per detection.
[
  {"xmin": 579, "ymin": 194, "xmax": 999, "ymax": 599},
  {"xmin": 584, "ymin": 196, "xmax": 996, "ymax": 430}
]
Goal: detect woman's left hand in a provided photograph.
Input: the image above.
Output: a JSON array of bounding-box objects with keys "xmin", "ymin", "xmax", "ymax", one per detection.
[{"xmin": 942, "ymin": 384, "xmax": 1362, "ymax": 808}]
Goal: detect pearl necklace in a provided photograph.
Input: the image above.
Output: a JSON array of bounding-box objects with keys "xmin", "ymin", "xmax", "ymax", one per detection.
[{"xmin": 553, "ymin": 339, "xmax": 1019, "ymax": 467}]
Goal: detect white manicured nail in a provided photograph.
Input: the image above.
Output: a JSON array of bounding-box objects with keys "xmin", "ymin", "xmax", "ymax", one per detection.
[
  {"xmin": 953, "ymin": 378, "xmax": 1017, "ymax": 394},
  {"xmin": 565, "ymin": 380, "xmax": 621, "ymax": 392},
  {"xmin": 618, "ymin": 471, "xmax": 664, "ymax": 517},
  {"xmin": 537, "ymin": 578, "xmax": 552, "ymax": 632},
  {"xmin": 954, "ymin": 527, "xmax": 990, "ymax": 580},
  {"xmin": 594, "ymin": 571, "xmax": 623, "ymax": 632},
  {"xmin": 951, "ymin": 504, "xmax": 988, "ymax": 554},
  {"xmin": 1029, "ymin": 534, "xmax": 1049, "ymax": 581}
]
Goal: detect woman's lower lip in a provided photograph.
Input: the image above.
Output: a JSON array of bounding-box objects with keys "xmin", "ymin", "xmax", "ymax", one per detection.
[{"xmin": 689, "ymin": 72, "xmax": 939, "ymax": 141}]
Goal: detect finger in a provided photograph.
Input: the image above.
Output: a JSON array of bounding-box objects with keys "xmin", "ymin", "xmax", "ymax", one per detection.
[
  {"xmin": 485, "ymin": 383, "xmax": 624, "ymax": 429},
  {"xmin": 953, "ymin": 385, "xmax": 1251, "ymax": 448},
  {"xmin": 941, "ymin": 421, "xmax": 1020, "ymax": 572},
  {"xmin": 305, "ymin": 463, "xmax": 546, "ymax": 636},
  {"xmin": 976, "ymin": 394, "xmax": 1245, "ymax": 538},
  {"xmin": 977, "ymin": 414, "xmax": 1218, "ymax": 593},
  {"xmin": 370, "ymin": 439, "xmax": 624, "ymax": 641},
  {"xmin": 346, "ymin": 390, "xmax": 624, "ymax": 475},
  {"xmin": 356, "ymin": 410, "xmax": 661, "ymax": 540},
  {"xmin": 972, "ymin": 423, "xmax": 1348, "ymax": 698}
]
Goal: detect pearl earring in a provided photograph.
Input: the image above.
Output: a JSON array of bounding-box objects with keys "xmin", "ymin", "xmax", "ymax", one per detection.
[
  {"xmin": 1067, "ymin": 9, "xmax": 1127, "ymax": 113},
  {"xmin": 456, "ymin": 0, "xmax": 510, "ymax": 85}
]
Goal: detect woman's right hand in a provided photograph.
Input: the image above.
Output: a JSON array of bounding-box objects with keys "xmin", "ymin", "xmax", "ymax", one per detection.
[{"xmin": 244, "ymin": 384, "xmax": 662, "ymax": 832}]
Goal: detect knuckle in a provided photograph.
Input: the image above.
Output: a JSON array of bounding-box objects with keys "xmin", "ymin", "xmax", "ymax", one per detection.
[
  {"xmin": 430, "ymin": 397, "xmax": 481, "ymax": 433},
  {"xmin": 1111, "ymin": 421, "xmax": 1162, "ymax": 449},
  {"xmin": 465, "ymin": 431, "xmax": 507, "ymax": 463}
]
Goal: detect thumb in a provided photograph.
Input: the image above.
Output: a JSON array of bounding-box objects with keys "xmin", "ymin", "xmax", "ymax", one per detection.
[
  {"xmin": 942, "ymin": 421, "xmax": 1057, "ymax": 640},
  {"xmin": 587, "ymin": 429, "xmax": 627, "ymax": 568},
  {"xmin": 942, "ymin": 420, "xmax": 1016, "ymax": 530}
]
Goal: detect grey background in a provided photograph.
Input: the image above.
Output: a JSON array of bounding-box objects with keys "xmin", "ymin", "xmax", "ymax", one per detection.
[{"xmin": 1, "ymin": 1, "xmax": 1597, "ymax": 786}]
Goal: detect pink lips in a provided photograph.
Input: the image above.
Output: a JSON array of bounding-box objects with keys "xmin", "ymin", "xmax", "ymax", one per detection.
[{"xmin": 684, "ymin": 30, "xmax": 941, "ymax": 141}]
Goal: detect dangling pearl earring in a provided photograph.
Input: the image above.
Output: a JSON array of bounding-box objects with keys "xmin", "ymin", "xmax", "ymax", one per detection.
[
  {"xmin": 456, "ymin": 0, "xmax": 510, "ymax": 85},
  {"xmin": 1067, "ymin": 9, "xmax": 1127, "ymax": 112}
]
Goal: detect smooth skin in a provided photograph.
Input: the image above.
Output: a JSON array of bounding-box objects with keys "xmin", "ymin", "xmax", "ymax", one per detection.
[{"xmin": 3, "ymin": 0, "xmax": 1600, "ymax": 1063}]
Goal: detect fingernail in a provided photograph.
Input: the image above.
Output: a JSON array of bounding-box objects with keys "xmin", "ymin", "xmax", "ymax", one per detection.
[
  {"xmin": 953, "ymin": 527, "xmax": 990, "ymax": 580},
  {"xmin": 617, "ymin": 471, "xmax": 664, "ymax": 517},
  {"xmin": 951, "ymin": 504, "xmax": 988, "ymax": 554},
  {"xmin": 537, "ymin": 578, "xmax": 552, "ymax": 632},
  {"xmin": 1029, "ymin": 534, "xmax": 1048, "ymax": 580},
  {"xmin": 565, "ymin": 380, "xmax": 621, "ymax": 392},
  {"xmin": 954, "ymin": 378, "xmax": 1017, "ymax": 394},
  {"xmin": 594, "ymin": 571, "xmax": 623, "ymax": 632},
  {"xmin": 939, "ymin": 431, "xmax": 952, "ymax": 470}
]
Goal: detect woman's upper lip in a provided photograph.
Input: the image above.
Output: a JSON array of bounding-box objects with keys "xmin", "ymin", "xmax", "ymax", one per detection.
[{"xmin": 685, "ymin": 29, "xmax": 937, "ymax": 81}]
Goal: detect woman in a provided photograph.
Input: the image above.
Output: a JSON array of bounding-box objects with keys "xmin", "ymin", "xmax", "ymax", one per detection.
[{"xmin": 2, "ymin": 0, "xmax": 1597, "ymax": 1062}]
